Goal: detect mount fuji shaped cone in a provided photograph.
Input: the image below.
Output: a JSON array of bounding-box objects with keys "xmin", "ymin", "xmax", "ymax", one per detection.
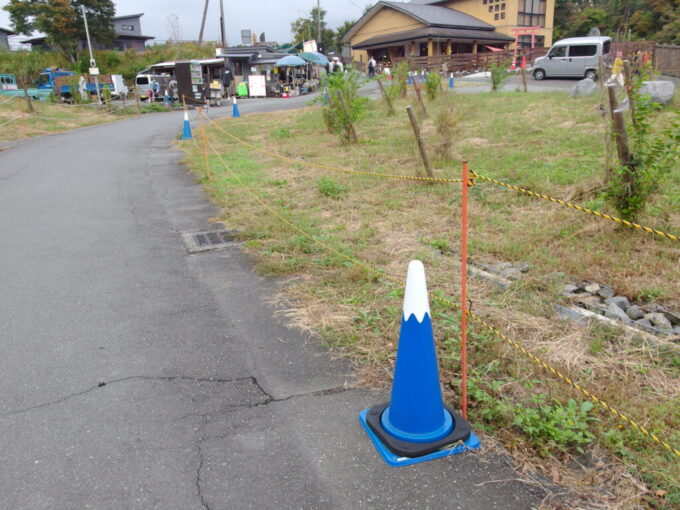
[
  {"xmin": 232, "ymin": 96, "xmax": 240, "ymax": 118},
  {"xmin": 181, "ymin": 111, "xmax": 192, "ymax": 140},
  {"xmin": 359, "ymin": 260, "xmax": 480, "ymax": 466}
]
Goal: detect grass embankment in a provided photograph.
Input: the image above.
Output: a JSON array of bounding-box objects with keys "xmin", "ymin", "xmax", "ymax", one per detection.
[
  {"xmin": 0, "ymin": 96, "xmax": 138, "ymax": 142},
  {"xmin": 183, "ymin": 86, "xmax": 679, "ymax": 508}
]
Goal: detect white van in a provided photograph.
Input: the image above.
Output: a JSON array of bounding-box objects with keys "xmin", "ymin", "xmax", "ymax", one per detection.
[{"xmin": 532, "ymin": 36, "xmax": 612, "ymax": 80}]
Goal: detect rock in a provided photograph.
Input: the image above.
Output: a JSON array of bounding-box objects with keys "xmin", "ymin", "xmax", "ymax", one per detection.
[
  {"xmin": 515, "ymin": 262, "xmax": 530, "ymax": 273},
  {"xmin": 502, "ymin": 268, "xmax": 523, "ymax": 280},
  {"xmin": 570, "ymin": 78, "xmax": 597, "ymax": 97},
  {"xmin": 626, "ymin": 306, "xmax": 645, "ymax": 321},
  {"xmin": 606, "ymin": 303, "xmax": 632, "ymax": 323},
  {"xmin": 635, "ymin": 318, "xmax": 655, "ymax": 332},
  {"xmin": 674, "ymin": 326, "xmax": 680, "ymax": 335},
  {"xmin": 578, "ymin": 295, "xmax": 606, "ymax": 314},
  {"xmin": 644, "ymin": 312, "xmax": 673, "ymax": 331},
  {"xmin": 645, "ymin": 303, "xmax": 664, "ymax": 313},
  {"xmin": 605, "ymin": 296, "xmax": 630, "ymax": 310},
  {"xmin": 639, "ymin": 81, "xmax": 676, "ymax": 106},
  {"xmin": 664, "ymin": 311, "xmax": 680, "ymax": 326},
  {"xmin": 497, "ymin": 262, "xmax": 512, "ymax": 270},
  {"xmin": 563, "ymin": 284, "xmax": 579, "ymax": 294},
  {"xmin": 597, "ymin": 286, "xmax": 615, "ymax": 299},
  {"xmin": 584, "ymin": 283, "xmax": 600, "ymax": 294}
]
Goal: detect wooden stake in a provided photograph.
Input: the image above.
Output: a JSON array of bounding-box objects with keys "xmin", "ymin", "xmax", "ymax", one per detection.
[
  {"xmin": 199, "ymin": 109, "xmax": 211, "ymax": 181},
  {"xmin": 337, "ymin": 90, "xmax": 358, "ymax": 143},
  {"xmin": 135, "ymin": 88, "xmax": 141, "ymax": 114},
  {"xmin": 376, "ymin": 78, "xmax": 395, "ymax": 116},
  {"xmin": 520, "ymin": 66, "xmax": 528, "ymax": 92},
  {"xmin": 406, "ymin": 105, "xmax": 433, "ymax": 179},
  {"xmin": 622, "ymin": 61, "xmax": 637, "ymax": 128},
  {"xmin": 612, "ymin": 108, "xmax": 632, "ymax": 168},
  {"xmin": 607, "ymin": 83, "xmax": 618, "ymax": 115},
  {"xmin": 460, "ymin": 161, "xmax": 470, "ymax": 419},
  {"xmin": 412, "ymin": 80, "xmax": 428, "ymax": 117}
]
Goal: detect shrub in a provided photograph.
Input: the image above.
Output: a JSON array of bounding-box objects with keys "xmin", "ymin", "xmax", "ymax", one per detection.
[
  {"xmin": 425, "ymin": 71, "xmax": 441, "ymax": 101},
  {"xmin": 316, "ymin": 176, "xmax": 348, "ymax": 198},
  {"xmin": 318, "ymin": 68, "xmax": 368, "ymax": 143},
  {"xmin": 391, "ymin": 61, "xmax": 409, "ymax": 99},
  {"xmin": 489, "ymin": 59, "xmax": 512, "ymax": 92},
  {"xmin": 434, "ymin": 108, "xmax": 460, "ymax": 161}
]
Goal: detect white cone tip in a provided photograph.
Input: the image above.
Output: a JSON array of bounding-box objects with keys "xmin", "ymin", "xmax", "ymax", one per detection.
[
  {"xmin": 233, "ymin": 96, "xmax": 237, "ymax": 104},
  {"xmin": 403, "ymin": 260, "xmax": 431, "ymax": 323},
  {"xmin": 184, "ymin": 111, "xmax": 189, "ymax": 121}
]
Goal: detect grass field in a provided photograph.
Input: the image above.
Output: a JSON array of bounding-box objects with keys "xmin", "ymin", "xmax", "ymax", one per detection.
[
  {"xmin": 182, "ymin": 83, "xmax": 679, "ymax": 509},
  {"xmin": 0, "ymin": 95, "xmax": 137, "ymax": 141}
]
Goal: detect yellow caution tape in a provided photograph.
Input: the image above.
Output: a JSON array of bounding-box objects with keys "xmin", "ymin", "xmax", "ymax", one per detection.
[{"xmin": 471, "ymin": 171, "xmax": 679, "ymax": 243}]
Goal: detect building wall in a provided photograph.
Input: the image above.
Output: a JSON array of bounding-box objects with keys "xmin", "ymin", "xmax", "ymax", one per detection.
[
  {"xmin": 350, "ymin": 8, "xmax": 426, "ymax": 63},
  {"xmin": 0, "ymin": 31, "xmax": 10, "ymax": 50},
  {"xmin": 114, "ymin": 16, "xmax": 143, "ymax": 36},
  {"xmin": 443, "ymin": 0, "xmax": 554, "ymax": 47}
]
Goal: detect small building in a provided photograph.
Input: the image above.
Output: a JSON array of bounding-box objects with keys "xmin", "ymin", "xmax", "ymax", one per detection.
[
  {"xmin": 1, "ymin": 27, "xmax": 15, "ymax": 51},
  {"xmin": 21, "ymin": 13, "xmax": 154, "ymax": 51},
  {"xmin": 216, "ymin": 45, "xmax": 293, "ymax": 95},
  {"xmin": 343, "ymin": 0, "xmax": 554, "ymax": 64}
]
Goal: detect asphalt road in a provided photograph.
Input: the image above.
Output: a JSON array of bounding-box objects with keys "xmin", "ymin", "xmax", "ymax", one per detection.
[{"xmin": 0, "ymin": 97, "xmax": 553, "ymax": 509}]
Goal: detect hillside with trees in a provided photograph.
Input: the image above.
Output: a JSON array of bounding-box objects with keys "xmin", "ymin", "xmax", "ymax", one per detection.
[{"xmin": 554, "ymin": 0, "xmax": 680, "ymax": 44}]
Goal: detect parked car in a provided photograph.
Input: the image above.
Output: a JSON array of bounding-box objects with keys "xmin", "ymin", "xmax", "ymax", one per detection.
[{"xmin": 532, "ymin": 36, "xmax": 612, "ymax": 80}]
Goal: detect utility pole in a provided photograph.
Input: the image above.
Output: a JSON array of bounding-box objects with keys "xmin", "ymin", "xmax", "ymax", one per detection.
[
  {"xmin": 80, "ymin": 5, "xmax": 102, "ymax": 105},
  {"xmin": 219, "ymin": 0, "xmax": 226, "ymax": 48},
  {"xmin": 199, "ymin": 0, "xmax": 209, "ymax": 45},
  {"xmin": 317, "ymin": 0, "xmax": 321, "ymax": 46}
]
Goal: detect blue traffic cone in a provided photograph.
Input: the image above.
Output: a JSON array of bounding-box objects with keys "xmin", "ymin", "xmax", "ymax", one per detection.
[
  {"xmin": 359, "ymin": 260, "xmax": 480, "ymax": 467},
  {"xmin": 181, "ymin": 110, "xmax": 192, "ymax": 140},
  {"xmin": 232, "ymin": 96, "xmax": 240, "ymax": 118},
  {"xmin": 449, "ymin": 73, "xmax": 454, "ymax": 89},
  {"xmin": 407, "ymin": 73, "xmax": 413, "ymax": 85}
]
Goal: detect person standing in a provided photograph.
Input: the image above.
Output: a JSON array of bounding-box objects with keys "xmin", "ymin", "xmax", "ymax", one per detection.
[{"xmin": 368, "ymin": 56, "xmax": 376, "ymax": 78}]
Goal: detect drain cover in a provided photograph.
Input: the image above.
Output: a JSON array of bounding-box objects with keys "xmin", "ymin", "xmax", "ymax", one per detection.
[{"xmin": 182, "ymin": 229, "xmax": 239, "ymax": 253}]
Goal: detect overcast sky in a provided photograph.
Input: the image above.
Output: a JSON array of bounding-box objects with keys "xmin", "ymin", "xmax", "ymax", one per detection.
[{"xmin": 0, "ymin": 0, "xmax": 369, "ymax": 45}]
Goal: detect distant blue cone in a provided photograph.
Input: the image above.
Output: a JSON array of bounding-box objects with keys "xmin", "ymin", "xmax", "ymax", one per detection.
[
  {"xmin": 359, "ymin": 260, "xmax": 479, "ymax": 467},
  {"xmin": 181, "ymin": 111, "xmax": 192, "ymax": 140},
  {"xmin": 407, "ymin": 74, "xmax": 413, "ymax": 85},
  {"xmin": 449, "ymin": 74, "xmax": 454, "ymax": 89},
  {"xmin": 232, "ymin": 96, "xmax": 240, "ymax": 118}
]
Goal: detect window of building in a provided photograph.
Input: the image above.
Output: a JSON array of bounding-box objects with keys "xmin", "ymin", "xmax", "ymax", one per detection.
[
  {"xmin": 495, "ymin": 5, "xmax": 499, "ymax": 11},
  {"xmin": 489, "ymin": 5, "xmax": 493, "ymax": 11},
  {"xmin": 494, "ymin": 13, "xmax": 499, "ymax": 19},
  {"xmin": 501, "ymin": 3, "xmax": 505, "ymax": 9},
  {"xmin": 500, "ymin": 12, "xmax": 505, "ymax": 19},
  {"xmin": 518, "ymin": 0, "xmax": 546, "ymax": 27},
  {"xmin": 483, "ymin": 0, "xmax": 487, "ymax": 4},
  {"xmin": 129, "ymin": 25, "xmax": 134, "ymax": 31},
  {"xmin": 518, "ymin": 34, "xmax": 545, "ymax": 48}
]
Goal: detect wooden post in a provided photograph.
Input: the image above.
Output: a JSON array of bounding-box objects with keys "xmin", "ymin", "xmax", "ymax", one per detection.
[
  {"xmin": 607, "ymin": 83, "xmax": 618, "ymax": 115},
  {"xmin": 460, "ymin": 160, "xmax": 470, "ymax": 419},
  {"xmin": 520, "ymin": 66, "xmax": 528, "ymax": 92},
  {"xmin": 406, "ymin": 105, "xmax": 433, "ymax": 179},
  {"xmin": 376, "ymin": 78, "xmax": 395, "ymax": 116},
  {"xmin": 412, "ymin": 80, "xmax": 428, "ymax": 117},
  {"xmin": 337, "ymin": 90, "xmax": 358, "ymax": 143},
  {"xmin": 135, "ymin": 87, "xmax": 141, "ymax": 114},
  {"xmin": 622, "ymin": 61, "xmax": 637, "ymax": 128},
  {"xmin": 612, "ymin": 108, "xmax": 632, "ymax": 169},
  {"xmin": 18, "ymin": 97, "xmax": 28, "ymax": 137}
]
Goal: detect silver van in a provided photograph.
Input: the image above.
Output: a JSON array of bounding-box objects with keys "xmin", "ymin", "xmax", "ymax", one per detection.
[{"xmin": 532, "ymin": 36, "xmax": 612, "ymax": 80}]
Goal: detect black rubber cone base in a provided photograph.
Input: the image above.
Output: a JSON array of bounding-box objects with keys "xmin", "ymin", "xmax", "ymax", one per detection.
[{"xmin": 365, "ymin": 402, "xmax": 471, "ymax": 458}]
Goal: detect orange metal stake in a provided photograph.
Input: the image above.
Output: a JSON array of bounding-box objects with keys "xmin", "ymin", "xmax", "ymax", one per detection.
[{"xmin": 460, "ymin": 161, "xmax": 469, "ymax": 418}]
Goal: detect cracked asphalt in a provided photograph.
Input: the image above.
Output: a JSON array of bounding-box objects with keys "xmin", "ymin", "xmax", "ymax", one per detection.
[{"xmin": 0, "ymin": 98, "xmax": 550, "ymax": 509}]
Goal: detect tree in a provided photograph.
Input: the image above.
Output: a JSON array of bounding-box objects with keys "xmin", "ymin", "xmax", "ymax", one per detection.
[
  {"xmin": 290, "ymin": 7, "xmax": 336, "ymax": 52},
  {"xmin": 0, "ymin": 51, "xmax": 51, "ymax": 112},
  {"xmin": 165, "ymin": 13, "xmax": 182, "ymax": 43},
  {"xmin": 4, "ymin": 0, "xmax": 115, "ymax": 63},
  {"xmin": 335, "ymin": 20, "xmax": 355, "ymax": 55}
]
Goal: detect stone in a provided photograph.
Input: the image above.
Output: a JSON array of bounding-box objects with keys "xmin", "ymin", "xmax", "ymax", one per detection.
[
  {"xmin": 645, "ymin": 303, "xmax": 664, "ymax": 313},
  {"xmin": 515, "ymin": 262, "xmax": 530, "ymax": 273},
  {"xmin": 606, "ymin": 302, "xmax": 632, "ymax": 324},
  {"xmin": 597, "ymin": 286, "xmax": 615, "ymax": 299},
  {"xmin": 674, "ymin": 326, "xmax": 680, "ymax": 335},
  {"xmin": 563, "ymin": 284, "xmax": 579, "ymax": 294},
  {"xmin": 570, "ymin": 78, "xmax": 597, "ymax": 98},
  {"xmin": 605, "ymin": 296, "xmax": 630, "ymax": 310},
  {"xmin": 578, "ymin": 295, "xmax": 606, "ymax": 314},
  {"xmin": 639, "ymin": 81, "xmax": 676, "ymax": 106},
  {"xmin": 584, "ymin": 283, "xmax": 600, "ymax": 294},
  {"xmin": 626, "ymin": 306, "xmax": 645, "ymax": 321},
  {"xmin": 644, "ymin": 312, "xmax": 673, "ymax": 331},
  {"xmin": 502, "ymin": 268, "xmax": 523, "ymax": 280},
  {"xmin": 497, "ymin": 262, "xmax": 512, "ymax": 270},
  {"xmin": 664, "ymin": 311, "xmax": 680, "ymax": 326},
  {"xmin": 637, "ymin": 318, "xmax": 653, "ymax": 327}
]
